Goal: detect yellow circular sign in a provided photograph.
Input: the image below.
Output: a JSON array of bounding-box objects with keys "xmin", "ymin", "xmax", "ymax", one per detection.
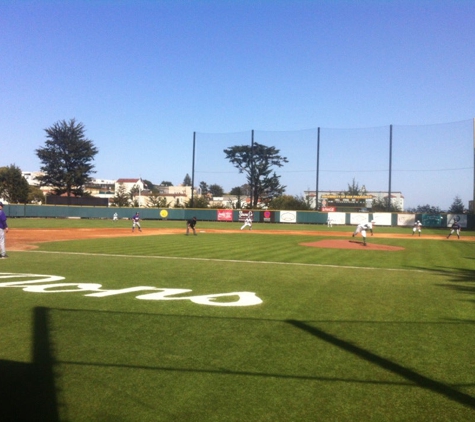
[{"xmin": 160, "ymin": 210, "xmax": 168, "ymax": 218}]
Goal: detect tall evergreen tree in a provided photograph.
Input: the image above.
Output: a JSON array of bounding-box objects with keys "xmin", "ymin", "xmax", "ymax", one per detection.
[
  {"xmin": 224, "ymin": 142, "xmax": 288, "ymax": 207},
  {"xmin": 448, "ymin": 196, "xmax": 465, "ymax": 213},
  {"xmin": 112, "ymin": 183, "xmax": 130, "ymax": 207},
  {"xmin": 36, "ymin": 119, "xmax": 98, "ymax": 199},
  {"xmin": 199, "ymin": 181, "xmax": 209, "ymax": 195},
  {"xmin": 183, "ymin": 174, "xmax": 192, "ymax": 186}
]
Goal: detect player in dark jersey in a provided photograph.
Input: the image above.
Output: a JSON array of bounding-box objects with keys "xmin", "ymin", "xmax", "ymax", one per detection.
[{"xmin": 186, "ymin": 216, "xmax": 197, "ymax": 235}]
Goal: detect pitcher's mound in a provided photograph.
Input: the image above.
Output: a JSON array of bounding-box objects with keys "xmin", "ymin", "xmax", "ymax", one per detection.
[{"xmin": 300, "ymin": 239, "xmax": 405, "ymax": 251}]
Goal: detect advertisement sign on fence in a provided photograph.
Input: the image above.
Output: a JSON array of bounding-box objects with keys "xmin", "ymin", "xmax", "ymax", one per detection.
[
  {"xmin": 447, "ymin": 214, "xmax": 467, "ymax": 228},
  {"xmin": 261, "ymin": 210, "xmax": 274, "ymax": 223},
  {"xmin": 217, "ymin": 209, "xmax": 233, "ymax": 221},
  {"xmin": 421, "ymin": 214, "xmax": 444, "ymax": 227},
  {"xmin": 238, "ymin": 210, "xmax": 253, "ymax": 222},
  {"xmin": 280, "ymin": 211, "xmax": 297, "ymax": 223}
]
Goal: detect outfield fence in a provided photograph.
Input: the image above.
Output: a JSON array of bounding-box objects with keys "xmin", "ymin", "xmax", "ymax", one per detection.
[{"xmin": 3, "ymin": 204, "xmax": 474, "ymax": 228}]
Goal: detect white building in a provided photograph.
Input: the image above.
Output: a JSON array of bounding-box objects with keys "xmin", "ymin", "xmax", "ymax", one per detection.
[
  {"xmin": 21, "ymin": 172, "xmax": 196, "ymax": 207},
  {"xmin": 152, "ymin": 184, "xmax": 192, "ymax": 208},
  {"xmin": 22, "ymin": 171, "xmax": 43, "ymax": 186},
  {"xmin": 304, "ymin": 190, "xmax": 405, "ymax": 211}
]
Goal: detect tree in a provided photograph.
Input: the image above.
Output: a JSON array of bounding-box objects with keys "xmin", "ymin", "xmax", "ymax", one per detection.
[
  {"xmin": 408, "ymin": 204, "xmax": 443, "ymax": 214},
  {"xmin": 224, "ymin": 142, "xmax": 288, "ymax": 207},
  {"xmin": 199, "ymin": 181, "xmax": 209, "ymax": 195},
  {"xmin": 112, "ymin": 183, "xmax": 130, "ymax": 207},
  {"xmin": 28, "ymin": 185, "xmax": 45, "ymax": 204},
  {"xmin": 129, "ymin": 184, "xmax": 141, "ymax": 204},
  {"xmin": 160, "ymin": 181, "xmax": 173, "ymax": 187},
  {"xmin": 448, "ymin": 196, "xmax": 465, "ymax": 213},
  {"xmin": 269, "ymin": 194, "xmax": 311, "ymax": 210},
  {"xmin": 36, "ymin": 119, "xmax": 98, "ymax": 199},
  {"xmin": 183, "ymin": 174, "xmax": 192, "ymax": 186},
  {"xmin": 230, "ymin": 186, "xmax": 242, "ymax": 196},
  {"xmin": 229, "ymin": 185, "xmax": 248, "ymax": 209},
  {"xmin": 185, "ymin": 195, "xmax": 209, "ymax": 208},
  {"xmin": 260, "ymin": 171, "xmax": 286, "ymax": 203},
  {"xmin": 209, "ymin": 184, "xmax": 224, "ymax": 197},
  {"xmin": 0, "ymin": 165, "xmax": 30, "ymax": 203},
  {"xmin": 346, "ymin": 178, "xmax": 361, "ymax": 196},
  {"xmin": 371, "ymin": 197, "xmax": 401, "ymax": 212},
  {"xmin": 147, "ymin": 194, "xmax": 171, "ymax": 208},
  {"xmin": 142, "ymin": 179, "xmax": 154, "ymax": 190}
]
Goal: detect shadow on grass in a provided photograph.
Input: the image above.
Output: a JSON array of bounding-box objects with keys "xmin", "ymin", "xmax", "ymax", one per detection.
[
  {"xmin": 287, "ymin": 319, "xmax": 475, "ymax": 410},
  {"xmin": 446, "ymin": 269, "xmax": 475, "ymax": 299},
  {"xmin": 412, "ymin": 266, "xmax": 475, "ymax": 303},
  {"xmin": 0, "ymin": 307, "xmax": 60, "ymax": 422},
  {"xmin": 2, "ymin": 306, "xmax": 475, "ymax": 419}
]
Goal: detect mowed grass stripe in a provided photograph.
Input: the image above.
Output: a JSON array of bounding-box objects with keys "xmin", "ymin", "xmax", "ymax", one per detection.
[
  {"xmin": 20, "ymin": 249, "xmax": 445, "ymax": 275},
  {"xmin": 30, "ymin": 232, "xmax": 472, "ymax": 272}
]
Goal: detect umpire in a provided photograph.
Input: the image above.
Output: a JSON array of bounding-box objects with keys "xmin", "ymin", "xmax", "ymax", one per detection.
[{"xmin": 186, "ymin": 216, "xmax": 197, "ymax": 236}]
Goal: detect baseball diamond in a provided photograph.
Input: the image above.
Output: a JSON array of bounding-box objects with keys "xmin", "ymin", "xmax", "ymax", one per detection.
[{"xmin": 6, "ymin": 227, "xmax": 473, "ymax": 251}]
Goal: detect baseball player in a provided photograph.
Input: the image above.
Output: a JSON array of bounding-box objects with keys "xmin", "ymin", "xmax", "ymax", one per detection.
[
  {"xmin": 0, "ymin": 202, "xmax": 9, "ymax": 258},
  {"xmin": 327, "ymin": 216, "xmax": 333, "ymax": 227},
  {"xmin": 113, "ymin": 212, "xmax": 118, "ymax": 221},
  {"xmin": 447, "ymin": 221, "xmax": 461, "ymax": 239},
  {"xmin": 412, "ymin": 220, "xmax": 422, "ymax": 236},
  {"xmin": 352, "ymin": 220, "xmax": 375, "ymax": 246},
  {"xmin": 240, "ymin": 212, "xmax": 253, "ymax": 230},
  {"xmin": 132, "ymin": 212, "xmax": 142, "ymax": 232},
  {"xmin": 186, "ymin": 216, "xmax": 197, "ymax": 235}
]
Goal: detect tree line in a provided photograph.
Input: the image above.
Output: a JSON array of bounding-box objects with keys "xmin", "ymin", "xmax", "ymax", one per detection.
[{"xmin": 0, "ymin": 118, "xmax": 469, "ymax": 213}]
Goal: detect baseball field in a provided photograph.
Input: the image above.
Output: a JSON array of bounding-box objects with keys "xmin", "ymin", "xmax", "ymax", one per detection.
[{"xmin": 1, "ymin": 218, "xmax": 474, "ymax": 421}]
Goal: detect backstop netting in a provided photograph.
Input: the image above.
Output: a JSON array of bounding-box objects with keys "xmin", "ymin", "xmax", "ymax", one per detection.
[
  {"xmin": 391, "ymin": 120, "xmax": 473, "ymax": 209},
  {"xmin": 194, "ymin": 119, "xmax": 473, "ymax": 210}
]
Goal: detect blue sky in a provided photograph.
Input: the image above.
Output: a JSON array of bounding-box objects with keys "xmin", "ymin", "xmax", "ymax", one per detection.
[{"xmin": 1, "ymin": 0, "xmax": 474, "ymax": 209}]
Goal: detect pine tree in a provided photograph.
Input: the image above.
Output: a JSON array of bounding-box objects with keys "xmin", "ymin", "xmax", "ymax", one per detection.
[{"xmin": 448, "ymin": 196, "xmax": 465, "ymax": 213}]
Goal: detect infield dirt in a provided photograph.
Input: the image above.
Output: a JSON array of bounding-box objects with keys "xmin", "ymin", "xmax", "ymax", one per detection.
[{"xmin": 6, "ymin": 227, "xmax": 468, "ymax": 252}]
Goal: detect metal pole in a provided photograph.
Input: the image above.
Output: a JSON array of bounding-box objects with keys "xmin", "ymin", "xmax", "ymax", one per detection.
[
  {"xmin": 316, "ymin": 127, "xmax": 320, "ymax": 210},
  {"xmin": 473, "ymin": 118, "xmax": 475, "ymax": 211},
  {"xmin": 251, "ymin": 130, "xmax": 254, "ymax": 208},
  {"xmin": 191, "ymin": 132, "xmax": 196, "ymax": 208},
  {"xmin": 388, "ymin": 124, "xmax": 393, "ymax": 211}
]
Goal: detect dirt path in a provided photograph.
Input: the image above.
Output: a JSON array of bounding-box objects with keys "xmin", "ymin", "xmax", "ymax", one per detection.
[{"xmin": 6, "ymin": 227, "xmax": 472, "ymax": 252}]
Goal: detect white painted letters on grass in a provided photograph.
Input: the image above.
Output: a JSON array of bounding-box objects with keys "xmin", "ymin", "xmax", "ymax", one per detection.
[{"xmin": 0, "ymin": 272, "xmax": 262, "ymax": 307}]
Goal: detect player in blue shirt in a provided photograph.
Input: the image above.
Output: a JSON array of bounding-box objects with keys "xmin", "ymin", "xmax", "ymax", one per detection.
[
  {"xmin": 0, "ymin": 202, "xmax": 9, "ymax": 258},
  {"xmin": 132, "ymin": 212, "xmax": 142, "ymax": 232}
]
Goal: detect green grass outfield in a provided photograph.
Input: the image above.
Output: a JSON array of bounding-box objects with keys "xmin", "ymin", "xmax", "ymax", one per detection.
[{"xmin": 1, "ymin": 219, "xmax": 474, "ymax": 421}]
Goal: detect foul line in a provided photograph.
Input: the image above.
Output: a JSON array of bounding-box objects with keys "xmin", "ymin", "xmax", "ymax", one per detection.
[{"xmin": 19, "ymin": 250, "xmax": 438, "ymax": 274}]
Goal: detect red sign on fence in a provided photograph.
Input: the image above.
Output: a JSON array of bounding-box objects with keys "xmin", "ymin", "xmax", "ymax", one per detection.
[{"xmin": 217, "ymin": 209, "xmax": 233, "ymax": 221}]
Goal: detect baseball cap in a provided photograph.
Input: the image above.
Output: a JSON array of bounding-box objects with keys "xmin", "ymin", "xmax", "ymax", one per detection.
[{"xmin": 0, "ymin": 202, "xmax": 3, "ymax": 206}]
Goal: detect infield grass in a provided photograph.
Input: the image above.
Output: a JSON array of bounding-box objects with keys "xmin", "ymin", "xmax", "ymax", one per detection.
[{"xmin": 0, "ymin": 220, "xmax": 474, "ymax": 421}]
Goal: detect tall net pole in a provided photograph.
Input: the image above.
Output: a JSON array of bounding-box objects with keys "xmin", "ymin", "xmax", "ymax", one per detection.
[
  {"xmin": 315, "ymin": 127, "xmax": 320, "ymax": 210},
  {"xmin": 191, "ymin": 131, "xmax": 196, "ymax": 207},
  {"xmin": 388, "ymin": 124, "xmax": 393, "ymax": 210},
  {"xmin": 250, "ymin": 130, "xmax": 254, "ymax": 208}
]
